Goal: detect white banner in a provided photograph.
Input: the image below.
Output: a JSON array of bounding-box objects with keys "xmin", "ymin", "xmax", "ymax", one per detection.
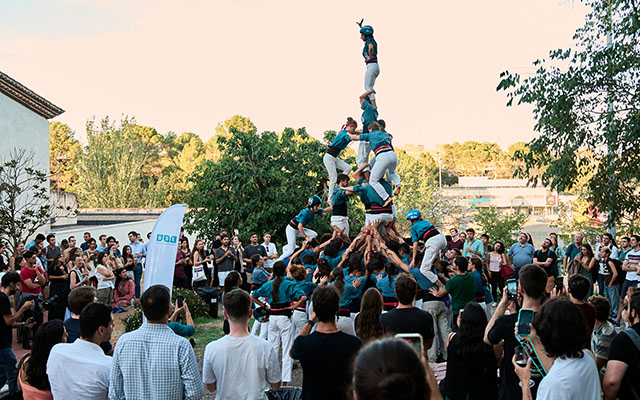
[{"xmin": 142, "ymin": 204, "xmax": 187, "ymax": 299}]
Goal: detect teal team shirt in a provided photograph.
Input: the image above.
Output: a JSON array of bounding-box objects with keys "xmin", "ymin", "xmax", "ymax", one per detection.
[
  {"xmin": 331, "ymin": 188, "xmax": 349, "ymax": 206},
  {"xmin": 362, "ymin": 37, "xmax": 378, "ymax": 60},
  {"xmin": 353, "ymin": 181, "xmax": 392, "ymax": 207},
  {"xmin": 339, "ymin": 276, "xmax": 367, "ymax": 307},
  {"xmin": 361, "ymin": 100, "xmax": 379, "ymax": 128},
  {"xmin": 410, "ymin": 220, "xmax": 436, "ymax": 243},
  {"xmin": 294, "ymin": 207, "xmax": 322, "ymax": 226},
  {"xmin": 252, "ymin": 278, "xmax": 305, "ymax": 304},
  {"xmin": 359, "ymin": 130, "xmax": 391, "ymax": 152},
  {"xmin": 376, "ymin": 275, "xmax": 397, "ymax": 298},
  {"xmin": 329, "ymin": 130, "xmax": 352, "ymax": 153}
]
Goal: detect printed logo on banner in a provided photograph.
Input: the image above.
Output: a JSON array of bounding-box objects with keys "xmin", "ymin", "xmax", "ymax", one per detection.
[{"xmin": 156, "ymin": 234, "xmax": 178, "ymax": 244}]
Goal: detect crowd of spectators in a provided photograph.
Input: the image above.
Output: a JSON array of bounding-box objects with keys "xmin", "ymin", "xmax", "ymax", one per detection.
[{"xmin": 0, "ymin": 223, "xmax": 639, "ymax": 400}]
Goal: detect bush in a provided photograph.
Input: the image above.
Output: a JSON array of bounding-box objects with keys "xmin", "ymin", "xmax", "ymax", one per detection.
[{"xmin": 123, "ymin": 287, "xmax": 211, "ymax": 333}]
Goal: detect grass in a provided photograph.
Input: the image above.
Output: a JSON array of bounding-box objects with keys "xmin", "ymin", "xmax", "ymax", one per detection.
[{"xmin": 191, "ymin": 316, "xmax": 224, "ymax": 354}]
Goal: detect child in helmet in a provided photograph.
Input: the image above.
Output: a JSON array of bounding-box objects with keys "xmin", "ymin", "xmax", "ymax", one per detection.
[
  {"xmin": 278, "ymin": 196, "xmax": 332, "ymax": 261},
  {"xmin": 357, "ymin": 21, "xmax": 379, "ymax": 108},
  {"xmin": 406, "ymin": 209, "xmax": 447, "ymax": 277}
]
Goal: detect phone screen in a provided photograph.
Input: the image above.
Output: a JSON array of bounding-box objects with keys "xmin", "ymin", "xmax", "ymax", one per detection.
[
  {"xmin": 395, "ymin": 334, "xmax": 423, "ymax": 354},
  {"xmin": 555, "ymin": 277, "xmax": 564, "ymax": 291},
  {"xmin": 177, "ymin": 295, "xmax": 184, "ymax": 308},
  {"xmin": 517, "ymin": 308, "xmax": 534, "ymax": 335},
  {"xmin": 507, "ymin": 279, "xmax": 518, "ymax": 299}
]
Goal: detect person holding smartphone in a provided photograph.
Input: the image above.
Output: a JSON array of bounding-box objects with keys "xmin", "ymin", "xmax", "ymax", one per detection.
[{"xmin": 484, "ymin": 264, "xmax": 548, "ymax": 399}]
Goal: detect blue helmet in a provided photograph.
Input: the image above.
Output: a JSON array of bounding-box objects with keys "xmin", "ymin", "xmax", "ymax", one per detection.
[
  {"xmin": 308, "ymin": 195, "xmax": 322, "ymax": 207},
  {"xmin": 360, "ymin": 25, "xmax": 374, "ymax": 36},
  {"xmin": 406, "ymin": 209, "xmax": 421, "ymax": 221}
]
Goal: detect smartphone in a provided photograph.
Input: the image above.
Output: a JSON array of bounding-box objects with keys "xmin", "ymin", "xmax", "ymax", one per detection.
[
  {"xmin": 517, "ymin": 308, "xmax": 535, "ymax": 336},
  {"xmin": 177, "ymin": 295, "xmax": 184, "ymax": 308},
  {"xmin": 555, "ymin": 276, "xmax": 564, "ymax": 292},
  {"xmin": 507, "ymin": 279, "xmax": 518, "ymax": 300},
  {"xmin": 395, "ymin": 333, "xmax": 423, "ymax": 355}
]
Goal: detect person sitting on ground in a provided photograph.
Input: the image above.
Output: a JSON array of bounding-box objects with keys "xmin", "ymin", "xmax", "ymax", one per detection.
[
  {"xmin": 47, "ymin": 302, "xmax": 114, "ymax": 400},
  {"xmin": 169, "ymin": 299, "xmax": 195, "ymax": 338},
  {"xmin": 290, "ymin": 285, "xmax": 362, "ymax": 400},
  {"xmin": 109, "ymin": 285, "xmax": 204, "ymax": 400},
  {"xmin": 380, "ymin": 273, "xmax": 434, "ymax": 358},
  {"xmin": 202, "ymin": 289, "xmax": 281, "ymax": 399},
  {"xmin": 441, "ymin": 302, "xmax": 498, "ymax": 400},
  {"xmin": 112, "ymin": 267, "xmax": 135, "ymax": 308},
  {"xmin": 603, "ymin": 290, "xmax": 640, "ymax": 400},
  {"xmin": 513, "ymin": 298, "xmax": 601, "ymax": 400},
  {"xmin": 589, "ymin": 295, "xmax": 617, "ymax": 372},
  {"xmin": 353, "ymin": 338, "xmax": 442, "ymax": 400},
  {"xmin": 18, "ymin": 320, "xmax": 67, "ymax": 399}
]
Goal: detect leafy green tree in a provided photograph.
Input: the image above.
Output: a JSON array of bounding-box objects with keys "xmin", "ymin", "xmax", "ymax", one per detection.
[
  {"xmin": 552, "ymin": 197, "xmax": 606, "ymax": 244},
  {"xmin": 205, "ymin": 115, "xmax": 257, "ymax": 161},
  {"xmin": 74, "ymin": 117, "xmax": 164, "ymax": 208},
  {"xmin": 184, "ymin": 126, "xmax": 329, "ymax": 244},
  {"xmin": 0, "ymin": 149, "xmax": 50, "ymax": 252},
  {"xmin": 474, "ymin": 206, "xmax": 528, "ymax": 246},
  {"xmin": 49, "ymin": 121, "xmax": 81, "ymax": 191},
  {"xmin": 498, "ymin": 0, "xmax": 640, "ymax": 226},
  {"xmin": 156, "ymin": 132, "xmax": 206, "ymax": 205}
]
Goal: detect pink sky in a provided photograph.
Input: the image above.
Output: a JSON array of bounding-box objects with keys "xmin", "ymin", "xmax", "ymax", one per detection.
[{"xmin": 1, "ymin": 0, "xmax": 588, "ymax": 148}]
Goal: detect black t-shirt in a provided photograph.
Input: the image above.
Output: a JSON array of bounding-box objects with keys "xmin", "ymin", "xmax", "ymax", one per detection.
[
  {"xmin": 534, "ymin": 249, "xmax": 557, "ymax": 277},
  {"xmin": 0, "ymin": 292, "xmax": 12, "ymax": 349},
  {"xmin": 607, "ymin": 323, "xmax": 640, "ymax": 399},
  {"xmin": 487, "ymin": 314, "xmax": 521, "ymax": 400},
  {"xmin": 443, "ymin": 334, "xmax": 498, "ymax": 400},
  {"xmin": 379, "ymin": 307, "xmax": 435, "ymax": 345},
  {"xmin": 291, "ymin": 331, "xmax": 362, "ymax": 400},
  {"xmin": 242, "ymin": 245, "xmax": 267, "ymax": 273}
]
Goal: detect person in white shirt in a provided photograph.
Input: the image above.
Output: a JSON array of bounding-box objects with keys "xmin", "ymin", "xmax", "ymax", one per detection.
[
  {"xmin": 513, "ymin": 298, "xmax": 601, "ymax": 400},
  {"xmin": 46, "ymin": 302, "xmax": 114, "ymax": 400},
  {"xmin": 203, "ymin": 289, "xmax": 281, "ymax": 400},
  {"xmin": 262, "ymin": 232, "xmax": 278, "ymax": 270}
]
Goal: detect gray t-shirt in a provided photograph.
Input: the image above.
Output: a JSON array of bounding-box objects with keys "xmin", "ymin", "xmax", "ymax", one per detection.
[{"xmin": 215, "ymin": 247, "xmax": 237, "ymax": 272}]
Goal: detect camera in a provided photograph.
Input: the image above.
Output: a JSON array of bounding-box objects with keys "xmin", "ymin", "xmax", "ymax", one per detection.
[{"xmin": 28, "ymin": 294, "xmax": 59, "ymax": 314}]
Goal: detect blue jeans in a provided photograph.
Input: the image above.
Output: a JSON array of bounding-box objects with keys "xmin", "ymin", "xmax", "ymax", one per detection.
[
  {"xmin": 0, "ymin": 347, "xmax": 18, "ymax": 395},
  {"xmin": 622, "ymin": 279, "xmax": 639, "ymax": 301},
  {"xmin": 604, "ymin": 284, "xmax": 620, "ymax": 318},
  {"xmin": 134, "ymin": 263, "xmax": 143, "ymax": 298}
]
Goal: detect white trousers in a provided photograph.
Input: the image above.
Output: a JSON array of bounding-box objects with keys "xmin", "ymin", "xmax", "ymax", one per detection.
[
  {"xmin": 370, "ymin": 151, "xmax": 399, "ymax": 201},
  {"xmin": 323, "ymin": 153, "xmax": 351, "ymax": 201},
  {"xmin": 364, "ymin": 62, "xmax": 380, "ymax": 99},
  {"xmin": 251, "ymin": 319, "xmax": 269, "ymax": 340},
  {"xmin": 420, "ymin": 233, "xmax": 447, "ymax": 277},
  {"xmin": 292, "ymin": 309, "xmax": 307, "ymax": 337},
  {"xmin": 356, "ymin": 141, "xmax": 371, "ymax": 170},
  {"xmin": 330, "ymin": 215, "xmax": 350, "ymax": 237},
  {"xmin": 278, "ymin": 225, "xmax": 318, "ymax": 261},
  {"xmin": 268, "ymin": 315, "xmax": 294, "ymax": 382}
]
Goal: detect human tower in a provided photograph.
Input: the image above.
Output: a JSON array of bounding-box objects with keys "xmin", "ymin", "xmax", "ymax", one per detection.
[{"xmin": 277, "ymin": 20, "xmax": 446, "ymax": 271}]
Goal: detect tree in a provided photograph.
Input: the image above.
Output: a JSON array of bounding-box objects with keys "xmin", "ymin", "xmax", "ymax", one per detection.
[
  {"xmin": 394, "ymin": 150, "xmax": 460, "ymax": 231},
  {"xmin": 552, "ymin": 197, "xmax": 606, "ymax": 244},
  {"xmin": 205, "ymin": 115, "xmax": 257, "ymax": 161},
  {"xmin": 184, "ymin": 126, "xmax": 328, "ymax": 244},
  {"xmin": 73, "ymin": 116, "xmax": 164, "ymax": 208},
  {"xmin": 0, "ymin": 149, "xmax": 50, "ymax": 252},
  {"xmin": 49, "ymin": 121, "xmax": 80, "ymax": 191},
  {"xmin": 498, "ymin": 0, "xmax": 640, "ymax": 227},
  {"xmin": 474, "ymin": 206, "xmax": 528, "ymax": 246},
  {"xmin": 156, "ymin": 132, "xmax": 206, "ymax": 204}
]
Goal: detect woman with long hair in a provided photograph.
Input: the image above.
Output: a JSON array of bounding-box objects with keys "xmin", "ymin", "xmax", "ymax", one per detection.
[
  {"xmin": 288, "ymin": 264, "xmax": 317, "ymax": 336},
  {"xmin": 488, "ymin": 241, "xmax": 508, "ymax": 301},
  {"xmin": 65, "ymin": 247, "xmax": 82, "ymax": 272},
  {"xmin": 46, "ymin": 254, "xmax": 69, "ymax": 321},
  {"xmin": 94, "ymin": 252, "xmax": 115, "ymax": 305},
  {"xmin": 441, "ymin": 302, "xmax": 498, "ymax": 399},
  {"xmin": 191, "ymin": 240, "xmax": 213, "ymax": 290},
  {"xmin": 112, "ymin": 268, "xmax": 135, "ymax": 308},
  {"xmin": 18, "ymin": 320, "xmax": 67, "ymax": 399},
  {"xmin": 250, "ymin": 261, "xmax": 307, "ymax": 385},
  {"xmin": 575, "ymin": 243, "xmax": 597, "ymax": 297},
  {"xmin": 355, "ymin": 287, "xmax": 383, "ymax": 344},
  {"xmin": 178, "ymin": 238, "xmax": 192, "ymax": 289},
  {"xmin": 222, "ymin": 271, "xmax": 243, "ymax": 334},
  {"xmin": 122, "ymin": 245, "xmax": 135, "ymax": 280}
]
